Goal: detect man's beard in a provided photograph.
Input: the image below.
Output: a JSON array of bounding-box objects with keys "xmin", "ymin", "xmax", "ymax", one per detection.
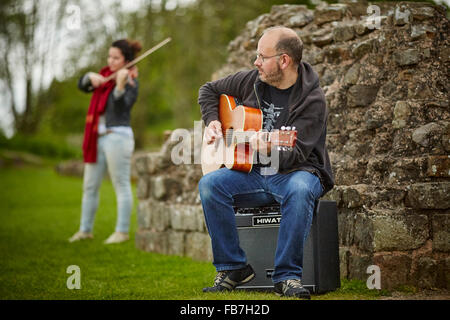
[{"xmin": 259, "ymin": 63, "xmax": 283, "ymax": 86}]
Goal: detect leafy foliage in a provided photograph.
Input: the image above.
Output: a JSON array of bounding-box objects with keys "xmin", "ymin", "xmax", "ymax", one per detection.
[{"xmin": 6, "ymin": 0, "xmax": 312, "ymax": 150}]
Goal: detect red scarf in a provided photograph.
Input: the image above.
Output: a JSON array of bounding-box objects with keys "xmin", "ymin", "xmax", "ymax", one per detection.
[{"xmin": 82, "ymin": 66, "xmax": 115, "ymax": 163}]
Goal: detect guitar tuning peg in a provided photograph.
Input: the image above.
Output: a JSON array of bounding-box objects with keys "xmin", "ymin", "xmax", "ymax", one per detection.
[
  {"xmin": 286, "ymin": 126, "xmax": 291, "ymax": 131},
  {"xmin": 281, "ymin": 126, "xmax": 286, "ymax": 131},
  {"xmin": 291, "ymin": 126, "xmax": 296, "ymax": 131}
]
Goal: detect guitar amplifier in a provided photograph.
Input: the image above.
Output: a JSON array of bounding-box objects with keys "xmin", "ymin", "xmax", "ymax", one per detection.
[{"xmin": 234, "ymin": 200, "xmax": 340, "ymax": 293}]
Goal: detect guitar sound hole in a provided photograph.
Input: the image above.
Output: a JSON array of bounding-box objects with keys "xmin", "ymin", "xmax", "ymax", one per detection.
[{"xmin": 225, "ymin": 128, "xmax": 233, "ymax": 147}]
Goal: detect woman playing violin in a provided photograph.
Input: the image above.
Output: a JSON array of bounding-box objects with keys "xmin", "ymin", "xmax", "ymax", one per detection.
[{"xmin": 69, "ymin": 39, "xmax": 141, "ymax": 244}]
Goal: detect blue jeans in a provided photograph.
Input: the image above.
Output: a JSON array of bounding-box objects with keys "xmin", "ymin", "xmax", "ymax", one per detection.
[
  {"xmin": 198, "ymin": 168, "xmax": 322, "ymax": 283},
  {"xmin": 80, "ymin": 132, "xmax": 134, "ymax": 233}
]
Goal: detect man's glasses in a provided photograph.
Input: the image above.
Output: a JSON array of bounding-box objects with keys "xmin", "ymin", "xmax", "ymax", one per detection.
[{"xmin": 255, "ymin": 52, "xmax": 285, "ymax": 63}]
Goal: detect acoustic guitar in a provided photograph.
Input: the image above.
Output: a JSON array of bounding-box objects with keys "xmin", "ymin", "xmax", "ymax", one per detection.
[{"xmin": 201, "ymin": 94, "xmax": 297, "ymax": 175}]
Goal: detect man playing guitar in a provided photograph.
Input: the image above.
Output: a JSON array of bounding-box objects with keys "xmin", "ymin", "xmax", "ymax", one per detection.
[{"xmin": 198, "ymin": 26, "xmax": 334, "ymax": 299}]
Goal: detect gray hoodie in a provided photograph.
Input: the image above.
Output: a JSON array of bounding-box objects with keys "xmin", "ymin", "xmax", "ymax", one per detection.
[{"xmin": 198, "ymin": 61, "xmax": 334, "ymax": 196}]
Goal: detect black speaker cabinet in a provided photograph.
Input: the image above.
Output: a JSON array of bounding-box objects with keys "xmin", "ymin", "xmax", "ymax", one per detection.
[{"xmin": 234, "ymin": 200, "xmax": 340, "ymax": 293}]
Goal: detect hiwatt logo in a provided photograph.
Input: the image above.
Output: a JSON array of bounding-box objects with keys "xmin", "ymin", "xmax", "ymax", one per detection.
[{"xmin": 252, "ymin": 215, "xmax": 281, "ymax": 227}]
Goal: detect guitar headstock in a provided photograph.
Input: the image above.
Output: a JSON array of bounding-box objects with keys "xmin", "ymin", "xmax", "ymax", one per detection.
[{"xmin": 270, "ymin": 126, "xmax": 298, "ymax": 151}]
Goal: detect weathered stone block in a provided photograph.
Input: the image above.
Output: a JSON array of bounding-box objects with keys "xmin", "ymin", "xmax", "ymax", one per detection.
[
  {"xmin": 134, "ymin": 154, "xmax": 148, "ymax": 175},
  {"xmin": 322, "ymin": 185, "xmax": 342, "ymax": 207},
  {"xmin": 320, "ymin": 68, "xmax": 337, "ymax": 86},
  {"xmin": 334, "ymin": 158, "xmax": 367, "ymax": 185},
  {"xmin": 136, "ymin": 175, "xmax": 150, "ymax": 200},
  {"xmin": 196, "ymin": 207, "xmax": 207, "ymax": 232},
  {"xmin": 135, "ymin": 229, "xmax": 149, "ymax": 251},
  {"xmin": 170, "ymin": 204, "xmax": 204, "ymax": 232},
  {"xmin": 343, "ymin": 63, "xmax": 360, "ymax": 85},
  {"xmin": 371, "ymin": 132, "xmax": 394, "ymax": 154},
  {"xmin": 136, "ymin": 229, "xmax": 169, "ymax": 255},
  {"xmin": 185, "ymin": 232, "xmax": 213, "ymax": 262},
  {"xmin": 354, "ymin": 211, "xmax": 374, "ymax": 252},
  {"xmin": 138, "ymin": 199, "xmax": 171, "ymax": 231},
  {"xmin": 337, "ymin": 208, "xmax": 355, "ymax": 247},
  {"xmin": 414, "ymin": 257, "xmax": 439, "ymax": 289},
  {"xmin": 445, "ymin": 257, "xmax": 450, "ymax": 289},
  {"xmin": 365, "ymin": 157, "xmax": 394, "ymax": 185},
  {"xmin": 411, "ymin": 25, "xmax": 436, "ymax": 41},
  {"xmin": 281, "ymin": 6, "xmax": 314, "ymax": 28},
  {"xmin": 394, "ymin": 4, "xmax": 412, "ymax": 25},
  {"xmin": 352, "ymin": 38, "xmax": 375, "ymax": 59},
  {"xmin": 339, "ymin": 246, "xmax": 350, "ymax": 279},
  {"xmin": 325, "ymin": 133, "xmax": 346, "ymax": 154},
  {"xmin": 427, "ymin": 156, "xmax": 450, "ymax": 177},
  {"xmin": 168, "ymin": 230, "xmax": 186, "ymax": 256},
  {"xmin": 348, "ymin": 250, "xmax": 373, "ymax": 280},
  {"xmin": 411, "ymin": 122, "xmax": 442, "ymax": 148},
  {"xmin": 393, "ymin": 49, "xmax": 421, "ymax": 66},
  {"xmin": 373, "ymin": 252, "xmax": 412, "ymax": 290},
  {"xmin": 432, "ymin": 214, "xmax": 450, "ymax": 252},
  {"xmin": 407, "ymin": 182, "xmax": 450, "ymax": 209},
  {"xmin": 146, "ymin": 152, "xmax": 170, "ymax": 174},
  {"xmin": 365, "ymin": 105, "xmax": 389, "ymax": 130},
  {"xmin": 392, "ymin": 129, "xmax": 415, "ymax": 156},
  {"xmin": 341, "ymin": 184, "xmax": 371, "ymax": 209},
  {"xmin": 353, "ymin": 209, "xmax": 428, "ymax": 252},
  {"xmin": 388, "ymin": 157, "xmax": 426, "ymax": 184},
  {"xmin": 325, "ymin": 45, "xmax": 351, "ymax": 64},
  {"xmin": 151, "ymin": 176, "xmax": 182, "ymax": 200},
  {"xmin": 137, "ymin": 200, "xmax": 151, "ymax": 229},
  {"xmin": 354, "ymin": 22, "xmax": 371, "ymax": 36},
  {"xmin": 342, "ymin": 129, "xmax": 373, "ymax": 158},
  {"xmin": 372, "ymin": 213, "xmax": 428, "ymax": 251},
  {"xmin": 333, "ymin": 25, "xmax": 355, "ymax": 42},
  {"xmin": 440, "ymin": 47, "xmax": 450, "ymax": 63},
  {"xmin": 392, "ymin": 101, "xmax": 411, "ymax": 129},
  {"xmin": 347, "ymin": 85, "xmax": 379, "ymax": 107},
  {"xmin": 442, "ymin": 121, "xmax": 450, "ymax": 152},
  {"xmin": 311, "ymin": 30, "xmax": 333, "ymax": 47},
  {"xmin": 410, "ymin": 5, "xmax": 436, "ymax": 21},
  {"xmin": 314, "ymin": 4, "xmax": 347, "ymax": 26}
]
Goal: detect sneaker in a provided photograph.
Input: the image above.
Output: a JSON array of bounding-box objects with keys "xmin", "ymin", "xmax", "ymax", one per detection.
[
  {"xmin": 203, "ymin": 264, "xmax": 255, "ymax": 292},
  {"xmin": 274, "ymin": 279, "xmax": 311, "ymax": 299},
  {"xmin": 104, "ymin": 232, "xmax": 129, "ymax": 244},
  {"xmin": 68, "ymin": 231, "xmax": 93, "ymax": 243}
]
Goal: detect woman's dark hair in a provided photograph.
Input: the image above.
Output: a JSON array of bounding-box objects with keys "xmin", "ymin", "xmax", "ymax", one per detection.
[{"xmin": 111, "ymin": 39, "xmax": 142, "ymax": 62}]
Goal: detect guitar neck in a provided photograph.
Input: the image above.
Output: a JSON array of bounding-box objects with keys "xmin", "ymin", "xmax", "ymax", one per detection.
[
  {"xmin": 226, "ymin": 130, "xmax": 272, "ymax": 141},
  {"xmin": 225, "ymin": 128, "xmax": 296, "ymax": 148}
]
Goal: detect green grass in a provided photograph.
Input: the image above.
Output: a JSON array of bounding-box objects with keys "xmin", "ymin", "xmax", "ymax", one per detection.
[{"xmin": 0, "ymin": 164, "xmax": 389, "ymax": 300}]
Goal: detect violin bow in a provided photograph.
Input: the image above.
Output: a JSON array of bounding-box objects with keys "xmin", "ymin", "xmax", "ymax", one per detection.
[{"xmin": 103, "ymin": 37, "xmax": 172, "ymax": 82}]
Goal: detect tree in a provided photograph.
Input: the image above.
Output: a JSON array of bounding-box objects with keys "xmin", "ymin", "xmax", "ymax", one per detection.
[{"xmin": 0, "ymin": 0, "xmax": 72, "ymax": 135}]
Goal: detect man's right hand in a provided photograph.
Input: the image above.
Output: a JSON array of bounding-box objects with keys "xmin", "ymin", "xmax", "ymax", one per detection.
[{"xmin": 205, "ymin": 120, "xmax": 223, "ymax": 144}]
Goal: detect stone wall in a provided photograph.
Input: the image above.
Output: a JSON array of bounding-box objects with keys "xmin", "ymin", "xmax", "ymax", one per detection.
[
  {"xmin": 135, "ymin": 1, "xmax": 449, "ymax": 290},
  {"xmin": 134, "ymin": 132, "xmax": 213, "ymax": 262}
]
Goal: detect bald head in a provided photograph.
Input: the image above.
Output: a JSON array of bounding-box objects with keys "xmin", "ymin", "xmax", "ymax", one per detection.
[
  {"xmin": 263, "ymin": 26, "xmax": 298, "ymax": 38},
  {"xmin": 261, "ymin": 26, "xmax": 303, "ymax": 66}
]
